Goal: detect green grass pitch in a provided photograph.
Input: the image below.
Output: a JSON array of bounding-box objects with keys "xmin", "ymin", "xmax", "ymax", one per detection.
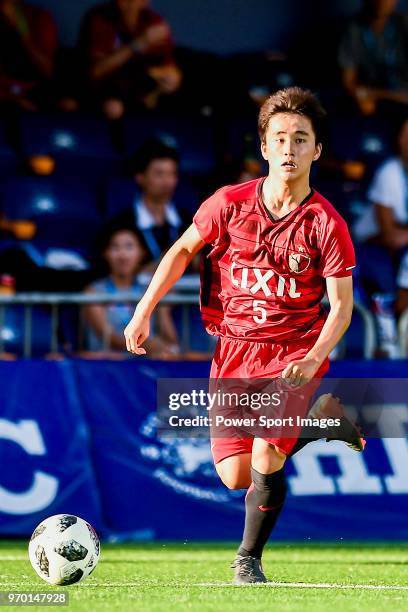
[{"xmin": 1, "ymin": 540, "xmax": 408, "ymax": 611}]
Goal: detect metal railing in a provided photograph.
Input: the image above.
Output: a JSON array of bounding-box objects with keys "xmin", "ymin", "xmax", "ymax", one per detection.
[
  {"xmin": 398, "ymin": 309, "xmax": 408, "ymax": 357},
  {"xmin": 0, "ymin": 282, "xmax": 377, "ymax": 358},
  {"xmin": 352, "ymin": 300, "xmax": 377, "ymax": 359},
  {"xmin": 0, "ymin": 290, "xmax": 205, "ymax": 357}
]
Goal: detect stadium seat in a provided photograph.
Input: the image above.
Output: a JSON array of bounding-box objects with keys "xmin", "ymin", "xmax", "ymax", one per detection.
[
  {"xmin": 104, "ymin": 177, "xmax": 199, "ymax": 219},
  {"xmin": 314, "ymin": 178, "xmax": 369, "ymax": 226},
  {"xmin": 341, "ymin": 303, "xmax": 374, "ymax": 359},
  {"xmin": 18, "ymin": 114, "xmax": 120, "ymax": 181},
  {"xmin": 2, "ymin": 175, "xmax": 102, "ymax": 257},
  {"xmin": 0, "ymin": 122, "xmax": 17, "ymax": 181},
  {"xmin": 328, "ymin": 116, "xmax": 393, "ymax": 175},
  {"xmin": 0, "ymin": 304, "xmax": 54, "ymax": 357},
  {"xmin": 123, "ymin": 116, "xmax": 216, "ymax": 176},
  {"xmin": 224, "ymin": 117, "xmax": 268, "ymax": 171}
]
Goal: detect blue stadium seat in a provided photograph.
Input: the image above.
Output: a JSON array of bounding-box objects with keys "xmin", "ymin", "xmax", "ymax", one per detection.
[
  {"xmin": 343, "ymin": 310, "xmax": 365, "ymax": 359},
  {"xmin": 328, "ymin": 116, "xmax": 393, "ymax": 174},
  {"xmin": 0, "ymin": 305, "xmax": 53, "ymax": 357},
  {"xmin": 0, "ymin": 122, "xmax": 17, "ymax": 180},
  {"xmin": 124, "ymin": 116, "xmax": 216, "ymax": 176},
  {"xmin": 225, "ymin": 116, "xmax": 259, "ymax": 156},
  {"xmin": 19, "ymin": 114, "xmax": 120, "ymax": 180},
  {"xmin": 225, "ymin": 117, "xmax": 268, "ymax": 172},
  {"xmin": 104, "ymin": 177, "xmax": 198, "ymax": 219},
  {"xmin": 314, "ymin": 178, "xmax": 369, "ymax": 226},
  {"xmin": 2, "ymin": 175, "xmax": 101, "ymax": 256}
]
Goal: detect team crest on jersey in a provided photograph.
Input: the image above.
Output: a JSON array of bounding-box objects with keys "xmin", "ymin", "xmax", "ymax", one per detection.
[{"xmin": 288, "ymin": 252, "xmax": 311, "ymax": 273}]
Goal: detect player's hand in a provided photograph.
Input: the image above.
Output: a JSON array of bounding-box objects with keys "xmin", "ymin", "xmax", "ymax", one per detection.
[
  {"xmin": 281, "ymin": 358, "xmax": 321, "ymax": 387},
  {"xmin": 124, "ymin": 311, "xmax": 150, "ymax": 355},
  {"xmin": 148, "ymin": 64, "xmax": 182, "ymax": 93},
  {"xmin": 135, "ymin": 24, "xmax": 169, "ymax": 52}
]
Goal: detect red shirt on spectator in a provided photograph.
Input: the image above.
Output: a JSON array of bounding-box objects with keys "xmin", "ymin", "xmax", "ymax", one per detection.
[
  {"xmin": 0, "ymin": 2, "xmax": 57, "ymax": 85},
  {"xmin": 81, "ymin": 1, "xmax": 175, "ymax": 69}
]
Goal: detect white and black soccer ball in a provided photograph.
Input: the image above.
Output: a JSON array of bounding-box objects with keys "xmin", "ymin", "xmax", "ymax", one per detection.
[{"xmin": 28, "ymin": 514, "xmax": 100, "ymax": 585}]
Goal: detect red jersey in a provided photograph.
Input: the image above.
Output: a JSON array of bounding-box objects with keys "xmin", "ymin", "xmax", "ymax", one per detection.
[{"xmin": 193, "ymin": 177, "xmax": 355, "ymax": 344}]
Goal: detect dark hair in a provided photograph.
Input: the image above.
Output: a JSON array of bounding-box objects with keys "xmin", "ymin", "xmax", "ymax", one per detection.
[
  {"xmin": 127, "ymin": 137, "xmax": 180, "ymax": 175},
  {"xmin": 96, "ymin": 223, "xmax": 148, "ymax": 255},
  {"xmin": 258, "ymin": 86, "xmax": 327, "ymax": 144}
]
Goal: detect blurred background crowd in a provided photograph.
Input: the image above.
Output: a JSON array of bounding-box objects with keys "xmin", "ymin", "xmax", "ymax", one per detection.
[{"xmin": 0, "ymin": 0, "xmax": 407, "ymax": 360}]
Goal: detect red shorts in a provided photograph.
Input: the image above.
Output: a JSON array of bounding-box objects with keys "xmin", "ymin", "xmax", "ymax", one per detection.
[{"xmin": 209, "ymin": 336, "xmax": 330, "ymax": 464}]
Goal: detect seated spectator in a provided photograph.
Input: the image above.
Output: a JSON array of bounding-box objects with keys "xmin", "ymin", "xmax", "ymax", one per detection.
[
  {"xmin": 79, "ymin": 0, "xmax": 182, "ymax": 118},
  {"xmin": 110, "ymin": 139, "xmax": 190, "ymax": 267},
  {"xmin": 0, "ymin": 0, "xmax": 57, "ymax": 111},
  {"xmin": 83, "ymin": 224, "xmax": 180, "ymax": 357},
  {"xmin": 353, "ymin": 115, "xmax": 408, "ymax": 357},
  {"xmin": 338, "ymin": 0, "xmax": 408, "ymax": 116}
]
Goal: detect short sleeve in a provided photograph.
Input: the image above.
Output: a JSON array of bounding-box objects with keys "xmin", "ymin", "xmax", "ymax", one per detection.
[
  {"xmin": 139, "ymin": 9, "xmax": 174, "ymax": 62},
  {"xmin": 82, "ymin": 11, "xmax": 114, "ymax": 58},
  {"xmin": 318, "ymin": 217, "xmax": 356, "ymax": 278},
  {"xmin": 367, "ymin": 161, "xmax": 395, "ymax": 208},
  {"xmin": 193, "ymin": 187, "xmax": 229, "ymax": 245},
  {"xmin": 35, "ymin": 10, "xmax": 58, "ymax": 55}
]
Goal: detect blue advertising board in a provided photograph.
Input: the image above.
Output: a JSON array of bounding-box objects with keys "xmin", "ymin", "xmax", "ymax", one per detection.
[
  {"xmin": 0, "ymin": 359, "xmax": 407, "ymax": 541},
  {"xmin": 0, "ymin": 360, "xmax": 103, "ymax": 535}
]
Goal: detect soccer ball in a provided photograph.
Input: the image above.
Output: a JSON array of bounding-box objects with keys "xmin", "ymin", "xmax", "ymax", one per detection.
[{"xmin": 28, "ymin": 514, "xmax": 100, "ymax": 585}]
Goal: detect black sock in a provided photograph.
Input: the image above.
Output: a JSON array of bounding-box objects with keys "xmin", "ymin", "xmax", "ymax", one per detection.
[{"xmin": 238, "ymin": 466, "xmax": 287, "ymax": 559}]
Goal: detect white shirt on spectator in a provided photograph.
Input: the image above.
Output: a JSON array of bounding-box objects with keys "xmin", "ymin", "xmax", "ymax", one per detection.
[
  {"xmin": 134, "ymin": 198, "xmax": 182, "ymax": 230},
  {"xmin": 353, "ymin": 157, "xmax": 408, "ymax": 242}
]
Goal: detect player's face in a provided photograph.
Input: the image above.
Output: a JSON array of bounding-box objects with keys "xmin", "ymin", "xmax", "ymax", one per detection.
[
  {"xmin": 104, "ymin": 230, "xmax": 145, "ymax": 277},
  {"xmin": 261, "ymin": 113, "xmax": 321, "ymax": 183},
  {"xmin": 398, "ymin": 119, "xmax": 408, "ymax": 162},
  {"xmin": 136, "ymin": 158, "xmax": 178, "ymax": 201}
]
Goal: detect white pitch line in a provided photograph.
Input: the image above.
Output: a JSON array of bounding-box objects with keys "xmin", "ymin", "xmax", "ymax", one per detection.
[
  {"xmin": 194, "ymin": 581, "xmax": 408, "ymax": 590},
  {"xmin": 79, "ymin": 581, "xmax": 408, "ymax": 591},
  {"xmin": 0, "ymin": 581, "xmax": 408, "ymax": 591}
]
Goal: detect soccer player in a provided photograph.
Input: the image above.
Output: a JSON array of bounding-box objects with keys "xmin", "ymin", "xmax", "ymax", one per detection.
[{"xmin": 124, "ymin": 87, "xmax": 360, "ymax": 584}]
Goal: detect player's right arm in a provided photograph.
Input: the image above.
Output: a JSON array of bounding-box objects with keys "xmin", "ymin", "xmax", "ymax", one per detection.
[{"xmin": 124, "ymin": 223, "xmax": 205, "ymax": 355}]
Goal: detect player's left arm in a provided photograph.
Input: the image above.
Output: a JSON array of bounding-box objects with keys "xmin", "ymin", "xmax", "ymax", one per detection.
[{"xmin": 282, "ymin": 276, "xmax": 353, "ymax": 386}]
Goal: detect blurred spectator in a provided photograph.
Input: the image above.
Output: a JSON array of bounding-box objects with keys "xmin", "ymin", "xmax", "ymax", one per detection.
[
  {"xmin": 353, "ymin": 115, "xmax": 408, "ymax": 357},
  {"xmin": 83, "ymin": 224, "xmax": 180, "ymax": 357},
  {"xmin": 79, "ymin": 0, "xmax": 182, "ymax": 118},
  {"xmin": 338, "ymin": 0, "xmax": 408, "ymax": 116},
  {"xmin": 235, "ymin": 133, "xmax": 263, "ymax": 184},
  {"xmin": 0, "ymin": 243, "xmax": 100, "ymax": 292},
  {"xmin": 111, "ymin": 139, "xmax": 190, "ymax": 267},
  {"xmin": 0, "ymin": 0, "xmax": 57, "ymax": 111}
]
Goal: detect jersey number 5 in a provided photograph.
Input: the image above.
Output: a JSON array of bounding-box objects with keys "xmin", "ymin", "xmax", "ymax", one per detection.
[{"xmin": 252, "ymin": 300, "xmax": 267, "ymax": 324}]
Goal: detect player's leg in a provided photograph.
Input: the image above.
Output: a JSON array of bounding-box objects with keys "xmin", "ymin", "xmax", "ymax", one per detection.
[
  {"xmin": 289, "ymin": 393, "xmax": 366, "ymax": 456},
  {"xmin": 238, "ymin": 440, "xmax": 287, "ymax": 559},
  {"xmin": 230, "ymin": 440, "xmax": 287, "ymax": 584},
  {"xmin": 215, "ymin": 452, "xmax": 252, "ymax": 490}
]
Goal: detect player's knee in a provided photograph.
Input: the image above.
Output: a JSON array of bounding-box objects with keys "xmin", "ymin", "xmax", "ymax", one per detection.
[
  {"xmin": 251, "ymin": 442, "xmax": 286, "ymax": 474},
  {"xmin": 215, "ymin": 464, "xmax": 251, "ymax": 490},
  {"xmin": 219, "ymin": 474, "xmax": 251, "ymax": 490}
]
